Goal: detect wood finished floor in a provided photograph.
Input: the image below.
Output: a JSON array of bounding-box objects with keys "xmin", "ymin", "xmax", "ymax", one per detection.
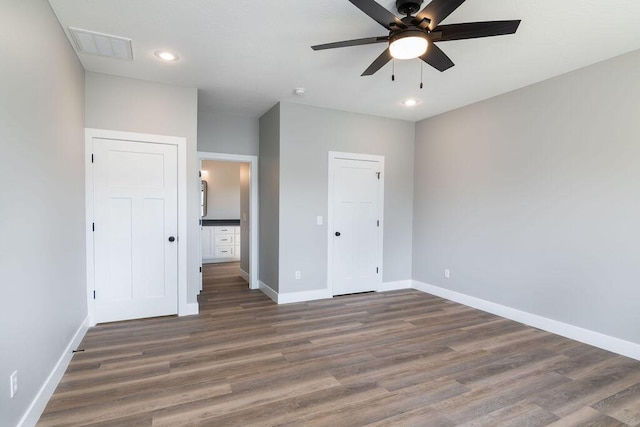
[{"xmin": 39, "ymin": 262, "xmax": 640, "ymax": 426}]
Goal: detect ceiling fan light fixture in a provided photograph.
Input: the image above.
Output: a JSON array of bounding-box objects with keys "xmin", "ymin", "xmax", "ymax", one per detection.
[{"xmin": 389, "ymin": 32, "xmax": 428, "ymax": 60}]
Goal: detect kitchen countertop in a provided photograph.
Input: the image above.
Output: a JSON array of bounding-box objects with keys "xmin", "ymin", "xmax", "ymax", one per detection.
[{"xmin": 201, "ymin": 219, "xmax": 240, "ymax": 226}]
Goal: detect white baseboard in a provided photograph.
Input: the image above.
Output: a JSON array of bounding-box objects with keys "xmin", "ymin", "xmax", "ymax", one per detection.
[
  {"xmin": 258, "ymin": 281, "xmax": 333, "ymax": 304},
  {"xmin": 180, "ymin": 303, "xmax": 199, "ymax": 316},
  {"xmin": 239, "ymin": 268, "xmax": 249, "ymax": 283},
  {"xmin": 278, "ymin": 289, "xmax": 333, "ymax": 304},
  {"xmin": 204, "ymin": 257, "xmax": 240, "ymax": 264},
  {"xmin": 259, "ymin": 280, "xmax": 278, "ymax": 303},
  {"xmin": 19, "ymin": 315, "xmax": 90, "ymax": 427},
  {"xmin": 381, "ymin": 280, "xmax": 412, "ymax": 292},
  {"xmin": 412, "ymin": 280, "xmax": 640, "ymax": 361}
]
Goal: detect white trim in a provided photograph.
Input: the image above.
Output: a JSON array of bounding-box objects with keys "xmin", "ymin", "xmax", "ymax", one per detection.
[
  {"xmin": 18, "ymin": 316, "xmax": 90, "ymax": 427},
  {"xmin": 198, "ymin": 158, "xmax": 204, "ymax": 293},
  {"xmin": 183, "ymin": 303, "xmax": 200, "ymax": 316},
  {"xmin": 85, "ymin": 135, "xmax": 96, "ymax": 326},
  {"xmin": 204, "ymin": 257, "xmax": 240, "ymax": 264},
  {"xmin": 259, "ymin": 280, "xmax": 278, "ymax": 303},
  {"xmin": 278, "ymin": 289, "xmax": 333, "ymax": 304},
  {"xmin": 381, "ymin": 280, "xmax": 413, "ymax": 292},
  {"xmin": 85, "ymin": 128, "xmax": 190, "ymax": 325},
  {"xmin": 258, "ymin": 281, "xmax": 333, "ymax": 304},
  {"xmin": 327, "ymin": 151, "xmax": 385, "ymax": 296},
  {"xmin": 239, "ymin": 268, "xmax": 250, "ymax": 282},
  {"xmin": 411, "ymin": 280, "xmax": 640, "ymax": 361},
  {"xmin": 198, "ymin": 152, "xmax": 259, "ymax": 290}
]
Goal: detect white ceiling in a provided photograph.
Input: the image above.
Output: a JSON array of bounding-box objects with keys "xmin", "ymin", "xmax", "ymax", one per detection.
[{"xmin": 48, "ymin": 0, "xmax": 640, "ymax": 122}]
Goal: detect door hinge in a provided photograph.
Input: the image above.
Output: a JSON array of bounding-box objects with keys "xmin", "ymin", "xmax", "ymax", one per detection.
[
  {"xmin": 199, "ymin": 171, "xmax": 202, "ymax": 178},
  {"xmin": 91, "ymin": 154, "xmax": 94, "ymax": 163},
  {"xmin": 376, "ymin": 172, "xmax": 380, "ymax": 180},
  {"xmin": 199, "ymin": 266, "xmax": 202, "ymax": 273},
  {"xmin": 93, "ymin": 290, "xmax": 96, "ymax": 299},
  {"xmin": 92, "ymin": 223, "xmax": 95, "ymax": 232},
  {"xmin": 377, "ymin": 220, "xmax": 380, "ymax": 227},
  {"xmin": 376, "ymin": 267, "xmax": 379, "ymax": 274}
]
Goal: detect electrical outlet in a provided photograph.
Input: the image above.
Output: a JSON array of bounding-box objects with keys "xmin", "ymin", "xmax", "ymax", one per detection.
[
  {"xmin": 295, "ymin": 271, "xmax": 301, "ymax": 280},
  {"xmin": 316, "ymin": 216, "xmax": 323, "ymax": 225},
  {"xmin": 10, "ymin": 371, "xmax": 17, "ymax": 398},
  {"xmin": 444, "ymin": 269, "xmax": 450, "ymax": 279}
]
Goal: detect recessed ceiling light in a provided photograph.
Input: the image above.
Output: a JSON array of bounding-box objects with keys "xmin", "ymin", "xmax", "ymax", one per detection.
[
  {"xmin": 402, "ymin": 99, "xmax": 419, "ymax": 107},
  {"xmin": 154, "ymin": 50, "xmax": 179, "ymax": 62},
  {"xmin": 293, "ymin": 88, "xmax": 306, "ymax": 96}
]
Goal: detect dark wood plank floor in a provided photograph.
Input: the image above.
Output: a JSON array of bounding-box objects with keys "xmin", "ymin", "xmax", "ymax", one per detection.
[{"xmin": 39, "ymin": 262, "xmax": 640, "ymax": 426}]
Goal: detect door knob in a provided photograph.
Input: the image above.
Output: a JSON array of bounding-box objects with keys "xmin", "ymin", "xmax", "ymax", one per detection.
[
  {"xmin": 168, "ymin": 236, "xmax": 176, "ymax": 242},
  {"xmin": 335, "ymin": 232, "xmax": 341, "ymax": 237}
]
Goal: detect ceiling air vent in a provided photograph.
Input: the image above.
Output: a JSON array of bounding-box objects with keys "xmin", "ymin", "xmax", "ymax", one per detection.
[{"xmin": 68, "ymin": 27, "xmax": 133, "ymax": 60}]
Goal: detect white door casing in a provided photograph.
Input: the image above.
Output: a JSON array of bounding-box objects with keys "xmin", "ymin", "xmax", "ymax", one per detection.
[
  {"xmin": 197, "ymin": 152, "xmax": 259, "ymax": 291},
  {"xmin": 86, "ymin": 129, "xmax": 190, "ymax": 326},
  {"xmin": 328, "ymin": 152, "xmax": 384, "ymax": 296}
]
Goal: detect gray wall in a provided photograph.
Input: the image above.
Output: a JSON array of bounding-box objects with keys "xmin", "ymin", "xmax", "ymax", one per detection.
[
  {"xmin": 240, "ymin": 163, "xmax": 251, "ymax": 274},
  {"xmin": 413, "ymin": 48, "xmax": 640, "ymax": 344},
  {"xmin": 85, "ymin": 72, "xmax": 201, "ymax": 303},
  {"xmin": 198, "ymin": 111, "xmax": 259, "ymax": 155},
  {"xmin": 201, "ymin": 160, "xmax": 240, "ymax": 220},
  {"xmin": 258, "ymin": 104, "xmax": 280, "ymax": 291},
  {"xmin": 0, "ymin": 1, "xmax": 86, "ymax": 425},
  {"xmin": 279, "ymin": 102, "xmax": 415, "ymax": 294}
]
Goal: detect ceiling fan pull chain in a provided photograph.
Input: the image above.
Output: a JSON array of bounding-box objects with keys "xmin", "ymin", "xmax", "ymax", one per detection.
[
  {"xmin": 392, "ymin": 59, "xmax": 395, "ymax": 82},
  {"xmin": 420, "ymin": 61, "xmax": 423, "ymax": 89}
]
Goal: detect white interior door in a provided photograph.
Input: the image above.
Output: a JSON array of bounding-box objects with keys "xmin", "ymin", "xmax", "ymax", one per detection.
[
  {"xmin": 331, "ymin": 157, "xmax": 382, "ymax": 295},
  {"xmin": 93, "ymin": 138, "xmax": 178, "ymax": 323}
]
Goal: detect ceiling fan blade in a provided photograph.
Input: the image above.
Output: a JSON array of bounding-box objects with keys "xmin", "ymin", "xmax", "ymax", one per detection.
[
  {"xmin": 433, "ymin": 20, "xmax": 521, "ymax": 42},
  {"xmin": 420, "ymin": 43, "xmax": 454, "ymax": 72},
  {"xmin": 361, "ymin": 48, "xmax": 392, "ymax": 76},
  {"xmin": 413, "ymin": 0, "xmax": 466, "ymax": 31},
  {"xmin": 348, "ymin": 0, "xmax": 405, "ymax": 30},
  {"xmin": 312, "ymin": 36, "xmax": 389, "ymax": 51}
]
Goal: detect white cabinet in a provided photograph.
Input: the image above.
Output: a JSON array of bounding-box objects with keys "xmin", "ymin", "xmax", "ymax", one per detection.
[
  {"xmin": 202, "ymin": 225, "xmax": 240, "ymax": 263},
  {"xmin": 234, "ymin": 226, "xmax": 241, "ymax": 260},
  {"xmin": 215, "ymin": 234, "xmax": 235, "ymax": 245},
  {"xmin": 201, "ymin": 227, "xmax": 214, "ymax": 260}
]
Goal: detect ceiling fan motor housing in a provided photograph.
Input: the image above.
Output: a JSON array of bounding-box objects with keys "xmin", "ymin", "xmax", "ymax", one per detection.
[{"xmin": 396, "ymin": 0, "xmax": 423, "ymax": 16}]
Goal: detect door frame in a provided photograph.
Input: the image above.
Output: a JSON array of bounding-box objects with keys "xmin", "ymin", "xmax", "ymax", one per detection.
[
  {"xmin": 197, "ymin": 152, "xmax": 259, "ymax": 290},
  {"xmin": 85, "ymin": 128, "xmax": 188, "ymax": 326},
  {"xmin": 327, "ymin": 151, "xmax": 385, "ymax": 296}
]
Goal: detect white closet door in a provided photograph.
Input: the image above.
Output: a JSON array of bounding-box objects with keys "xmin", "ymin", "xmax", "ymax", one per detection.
[
  {"xmin": 331, "ymin": 157, "xmax": 381, "ymax": 295},
  {"xmin": 93, "ymin": 138, "xmax": 178, "ymax": 323}
]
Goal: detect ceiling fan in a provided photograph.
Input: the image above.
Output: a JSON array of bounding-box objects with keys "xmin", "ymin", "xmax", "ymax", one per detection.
[{"xmin": 311, "ymin": 0, "xmax": 521, "ymax": 76}]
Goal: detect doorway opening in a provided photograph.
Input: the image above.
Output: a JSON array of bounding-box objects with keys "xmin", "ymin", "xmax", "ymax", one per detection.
[{"xmin": 197, "ymin": 152, "xmax": 258, "ymax": 292}]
